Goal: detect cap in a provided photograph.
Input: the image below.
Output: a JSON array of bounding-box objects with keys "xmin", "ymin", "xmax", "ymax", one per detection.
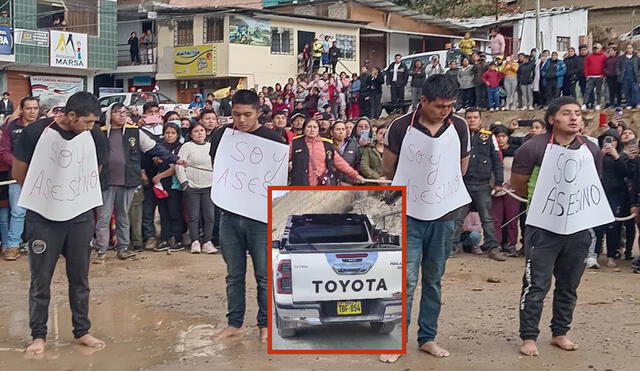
[{"xmin": 290, "ymin": 112, "xmax": 305, "ymax": 120}]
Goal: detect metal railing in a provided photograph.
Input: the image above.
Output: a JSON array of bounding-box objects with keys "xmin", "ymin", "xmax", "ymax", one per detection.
[{"xmin": 117, "ymin": 42, "xmax": 157, "ymax": 67}]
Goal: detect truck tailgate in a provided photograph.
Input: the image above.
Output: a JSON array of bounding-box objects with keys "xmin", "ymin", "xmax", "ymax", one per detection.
[{"xmin": 290, "ymin": 251, "xmax": 402, "ymax": 302}]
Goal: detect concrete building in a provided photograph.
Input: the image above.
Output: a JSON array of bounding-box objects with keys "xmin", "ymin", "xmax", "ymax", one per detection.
[{"xmin": 0, "ymin": 0, "xmax": 117, "ymax": 105}]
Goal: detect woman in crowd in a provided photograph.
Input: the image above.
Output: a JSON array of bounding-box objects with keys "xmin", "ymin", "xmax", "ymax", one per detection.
[
  {"xmin": 457, "ymin": 57, "xmax": 476, "ymax": 110},
  {"xmin": 175, "ymin": 123, "xmax": 217, "ymax": 254},
  {"xmin": 621, "ymin": 127, "xmax": 638, "ymax": 261},
  {"xmin": 352, "ymin": 117, "xmax": 373, "ymax": 147},
  {"xmin": 152, "ymin": 123, "xmax": 185, "ymax": 251},
  {"xmin": 282, "ymin": 83, "xmax": 296, "ymax": 112},
  {"xmin": 289, "ymin": 119, "xmax": 365, "ymax": 186},
  {"xmin": 409, "ymin": 60, "xmax": 426, "ymax": 110},
  {"xmin": 359, "ymin": 124, "xmax": 388, "ymax": 185},
  {"xmin": 368, "ymin": 67, "xmax": 385, "ymax": 119},
  {"xmin": 348, "ymin": 73, "xmax": 361, "ymax": 119},
  {"xmin": 345, "ymin": 120, "xmax": 355, "ymax": 137},
  {"xmin": 304, "ymin": 87, "xmax": 321, "ymax": 118},
  {"xmin": 188, "ymin": 94, "xmax": 204, "ymax": 109},
  {"xmin": 330, "ymin": 121, "xmax": 360, "ymax": 185}
]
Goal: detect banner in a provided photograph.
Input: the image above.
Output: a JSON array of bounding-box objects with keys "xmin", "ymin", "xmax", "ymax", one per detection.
[
  {"xmin": 15, "ymin": 29, "xmax": 49, "ymax": 47},
  {"xmin": 18, "ymin": 129, "xmax": 103, "ymax": 221},
  {"xmin": 50, "ymin": 30, "xmax": 87, "ymax": 69},
  {"xmin": 211, "ymin": 128, "xmax": 289, "ymax": 223},
  {"xmin": 0, "ymin": 26, "xmax": 13, "ymax": 55},
  {"xmin": 229, "ymin": 15, "xmax": 271, "ymax": 46},
  {"xmin": 174, "ymin": 44, "xmax": 215, "ymax": 77},
  {"xmin": 30, "ymin": 75, "xmax": 84, "ymax": 109}
]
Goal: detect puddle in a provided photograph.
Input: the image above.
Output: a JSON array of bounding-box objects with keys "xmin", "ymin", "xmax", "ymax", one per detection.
[{"xmin": 0, "ymin": 289, "xmax": 221, "ymax": 370}]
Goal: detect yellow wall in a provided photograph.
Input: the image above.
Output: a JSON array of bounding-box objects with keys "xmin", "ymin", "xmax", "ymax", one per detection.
[{"xmin": 156, "ymin": 14, "xmax": 360, "ymax": 88}]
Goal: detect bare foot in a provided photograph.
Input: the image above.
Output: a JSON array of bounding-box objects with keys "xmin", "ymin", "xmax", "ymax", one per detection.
[
  {"xmin": 378, "ymin": 353, "xmax": 402, "ymax": 363},
  {"xmin": 520, "ymin": 339, "xmax": 539, "ymax": 356},
  {"xmin": 419, "ymin": 341, "xmax": 450, "ymax": 358},
  {"xmin": 260, "ymin": 328, "xmax": 268, "ymax": 344},
  {"xmin": 75, "ymin": 334, "xmax": 106, "ymax": 349},
  {"xmin": 24, "ymin": 339, "xmax": 46, "ymax": 359},
  {"xmin": 214, "ymin": 326, "xmax": 244, "ymax": 341},
  {"xmin": 550, "ymin": 336, "xmax": 578, "ymax": 351}
]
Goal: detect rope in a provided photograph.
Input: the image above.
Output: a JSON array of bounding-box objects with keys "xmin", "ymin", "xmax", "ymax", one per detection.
[
  {"xmin": 364, "ymin": 178, "xmax": 392, "ymax": 184},
  {"xmin": 0, "ymin": 180, "xmax": 16, "ymax": 186}
]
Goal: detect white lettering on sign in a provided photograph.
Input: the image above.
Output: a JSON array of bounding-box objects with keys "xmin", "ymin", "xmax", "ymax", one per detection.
[
  {"xmin": 526, "ymin": 143, "xmax": 614, "ymax": 235},
  {"xmin": 392, "ymin": 124, "xmax": 471, "ymax": 221},
  {"xmin": 18, "ymin": 128, "xmax": 103, "ymax": 221},
  {"xmin": 211, "ymin": 128, "xmax": 289, "ymax": 223}
]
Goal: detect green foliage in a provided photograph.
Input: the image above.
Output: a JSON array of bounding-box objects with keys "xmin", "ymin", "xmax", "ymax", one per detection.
[{"xmin": 394, "ymin": 0, "xmax": 505, "ymax": 18}]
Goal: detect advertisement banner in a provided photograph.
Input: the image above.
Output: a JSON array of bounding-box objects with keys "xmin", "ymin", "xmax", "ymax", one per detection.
[
  {"xmin": 174, "ymin": 44, "xmax": 215, "ymax": 77},
  {"xmin": 15, "ymin": 29, "xmax": 49, "ymax": 47},
  {"xmin": 50, "ymin": 30, "xmax": 88, "ymax": 69},
  {"xmin": 0, "ymin": 25, "xmax": 13, "ymax": 55},
  {"xmin": 229, "ymin": 15, "xmax": 271, "ymax": 46},
  {"xmin": 30, "ymin": 75, "xmax": 84, "ymax": 108}
]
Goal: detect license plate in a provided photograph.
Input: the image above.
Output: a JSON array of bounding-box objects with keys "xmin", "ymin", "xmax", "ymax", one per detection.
[{"xmin": 337, "ymin": 301, "xmax": 362, "ymax": 315}]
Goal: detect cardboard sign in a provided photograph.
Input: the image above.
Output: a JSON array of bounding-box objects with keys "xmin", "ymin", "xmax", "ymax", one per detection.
[
  {"xmin": 392, "ymin": 124, "xmax": 471, "ymax": 221},
  {"xmin": 211, "ymin": 128, "xmax": 288, "ymax": 223},
  {"xmin": 526, "ymin": 143, "xmax": 614, "ymax": 235},
  {"xmin": 18, "ymin": 128, "xmax": 103, "ymax": 221}
]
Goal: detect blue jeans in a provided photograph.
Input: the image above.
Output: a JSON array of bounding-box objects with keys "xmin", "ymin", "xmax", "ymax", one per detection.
[
  {"xmin": 406, "ymin": 217, "xmax": 454, "ymax": 346},
  {"xmin": 0, "ymin": 207, "xmax": 9, "ymax": 249},
  {"xmin": 8, "ymin": 183, "xmax": 26, "ymax": 248},
  {"xmin": 622, "ymin": 79, "xmax": 639, "ymax": 107},
  {"xmin": 487, "ymin": 87, "xmax": 500, "ymax": 109},
  {"xmin": 460, "ymin": 230, "xmax": 481, "ymax": 249},
  {"xmin": 220, "ymin": 212, "xmax": 268, "ymax": 328}
]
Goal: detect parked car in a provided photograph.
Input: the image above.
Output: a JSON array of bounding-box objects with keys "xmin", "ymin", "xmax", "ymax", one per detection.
[
  {"xmin": 272, "ymin": 213, "xmax": 402, "ymax": 338},
  {"xmin": 97, "ymin": 92, "xmax": 186, "ymax": 114},
  {"xmin": 618, "ymin": 24, "xmax": 640, "ymax": 43}
]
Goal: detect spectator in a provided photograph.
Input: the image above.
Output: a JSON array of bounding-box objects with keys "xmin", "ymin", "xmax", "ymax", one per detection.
[
  {"xmin": 604, "ymin": 48, "xmax": 622, "ymax": 108},
  {"xmin": 409, "ymin": 60, "xmax": 426, "ymax": 110},
  {"xmin": 577, "ymin": 44, "xmax": 589, "ymax": 101},
  {"xmin": 353, "ymin": 117, "xmax": 372, "ymax": 147},
  {"xmin": 459, "ymin": 32, "xmax": 476, "ymax": 56},
  {"xmin": 344, "ymin": 120, "xmax": 355, "ymax": 137},
  {"xmin": 141, "ymin": 29, "xmax": 155, "ymax": 64},
  {"xmin": 322, "ymin": 36, "xmax": 331, "ymax": 71},
  {"xmin": 329, "ymin": 41, "xmax": 341, "ymax": 74},
  {"xmin": 460, "ymin": 211, "xmax": 482, "ymax": 254},
  {"xmin": 272, "ymin": 111, "xmax": 294, "ymax": 144},
  {"xmin": 358, "ymin": 66, "xmax": 371, "ymax": 118},
  {"xmin": 188, "ymin": 94, "xmax": 204, "ymax": 109},
  {"xmin": 563, "ymin": 47, "xmax": 579, "ymax": 98},
  {"xmin": 473, "ymin": 53, "xmax": 489, "ymax": 109},
  {"xmin": 219, "ymin": 88, "xmax": 236, "ymax": 117},
  {"xmin": 304, "ymin": 87, "xmax": 320, "ymax": 117},
  {"xmin": 348, "ymin": 73, "xmax": 361, "ymax": 119},
  {"xmin": 482, "ymin": 63, "xmax": 503, "ymax": 111},
  {"xmin": 359, "ymin": 124, "xmax": 387, "ymax": 184},
  {"xmin": 533, "ymin": 50, "xmax": 549, "ymax": 108},
  {"xmin": 425, "ymin": 55, "xmax": 445, "ymax": 78},
  {"xmin": 445, "ymin": 61, "xmax": 460, "ymax": 86},
  {"xmin": 128, "ymin": 32, "xmax": 140, "ymax": 65},
  {"xmin": 198, "ymin": 109, "xmax": 220, "ymax": 142},
  {"xmin": 529, "ymin": 48, "xmax": 538, "ymax": 64},
  {"xmin": 0, "ymin": 92, "xmax": 13, "ymax": 117},
  {"xmin": 518, "ymin": 54, "xmax": 535, "ymax": 110},
  {"xmin": 386, "ymin": 54, "xmax": 409, "ymax": 114},
  {"xmin": 368, "ymin": 66, "xmax": 385, "ymax": 119},
  {"xmin": 457, "ymin": 57, "xmax": 476, "ymax": 109},
  {"xmin": 583, "ymin": 43, "xmax": 607, "ymax": 110},
  {"xmin": 289, "ymin": 119, "xmax": 364, "ymax": 186},
  {"xmin": 176, "ymin": 123, "xmax": 217, "ymax": 254},
  {"xmin": 489, "ymin": 28, "xmax": 505, "ymax": 56},
  {"xmin": 618, "ymin": 44, "xmax": 640, "ymax": 109},
  {"xmin": 312, "ymin": 38, "xmax": 323, "ymax": 73},
  {"xmin": 541, "ymin": 52, "xmax": 566, "ymax": 104},
  {"xmin": 290, "ymin": 112, "xmax": 305, "ymax": 136},
  {"xmin": 330, "ymin": 121, "xmax": 360, "ymax": 185},
  {"xmin": 502, "ymin": 56, "xmax": 519, "ymax": 110}
]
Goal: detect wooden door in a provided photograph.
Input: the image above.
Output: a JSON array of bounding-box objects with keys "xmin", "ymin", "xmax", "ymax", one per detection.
[{"xmin": 177, "ymin": 87, "xmax": 201, "ymax": 105}]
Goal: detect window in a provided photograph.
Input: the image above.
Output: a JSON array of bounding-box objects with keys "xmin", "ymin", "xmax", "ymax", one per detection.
[
  {"xmin": 174, "ymin": 18, "xmax": 194, "ymax": 47},
  {"xmin": 204, "ymin": 16, "xmax": 224, "ymax": 43},
  {"xmin": 37, "ymin": 0, "xmax": 98, "ymax": 35},
  {"xmin": 271, "ymin": 27, "xmax": 293, "ymax": 55},
  {"xmin": 336, "ymin": 34, "xmax": 355, "ymax": 60},
  {"xmin": 556, "ymin": 36, "xmax": 570, "ymax": 52},
  {"xmin": 98, "ymin": 95, "xmax": 125, "ymax": 108}
]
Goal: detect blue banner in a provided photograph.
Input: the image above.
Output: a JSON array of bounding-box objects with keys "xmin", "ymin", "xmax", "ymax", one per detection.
[{"xmin": 0, "ymin": 26, "xmax": 13, "ymax": 55}]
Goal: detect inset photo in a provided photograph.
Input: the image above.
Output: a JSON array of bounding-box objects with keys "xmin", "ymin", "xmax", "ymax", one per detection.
[{"xmin": 268, "ymin": 188, "xmax": 405, "ymax": 354}]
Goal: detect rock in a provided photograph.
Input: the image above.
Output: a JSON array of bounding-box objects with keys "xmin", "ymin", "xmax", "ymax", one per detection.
[
  {"xmin": 487, "ymin": 276, "xmax": 501, "ymax": 283},
  {"xmin": 613, "ymin": 268, "xmax": 622, "ymax": 272},
  {"xmin": 472, "ymin": 288, "xmax": 484, "ymax": 291}
]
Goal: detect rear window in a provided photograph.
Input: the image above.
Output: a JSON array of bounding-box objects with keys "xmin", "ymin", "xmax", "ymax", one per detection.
[{"xmin": 289, "ymin": 223, "xmax": 369, "ymax": 244}]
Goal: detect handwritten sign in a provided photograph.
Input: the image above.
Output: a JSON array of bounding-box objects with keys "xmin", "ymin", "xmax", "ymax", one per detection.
[
  {"xmin": 211, "ymin": 128, "xmax": 289, "ymax": 223},
  {"xmin": 526, "ymin": 144, "xmax": 614, "ymax": 234},
  {"xmin": 392, "ymin": 124, "xmax": 471, "ymax": 221},
  {"xmin": 18, "ymin": 128, "xmax": 103, "ymax": 221}
]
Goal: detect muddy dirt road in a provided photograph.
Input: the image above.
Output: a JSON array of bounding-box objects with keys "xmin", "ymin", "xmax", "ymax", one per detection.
[{"xmin": 1, "ymin": 250, "xmax": 638, "ymax": 371}]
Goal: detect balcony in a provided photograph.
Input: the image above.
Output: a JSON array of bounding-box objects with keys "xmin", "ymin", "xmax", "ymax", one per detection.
[{"xmin": 114, "ymin": 42, "xmax": 157, "ymax": 74}]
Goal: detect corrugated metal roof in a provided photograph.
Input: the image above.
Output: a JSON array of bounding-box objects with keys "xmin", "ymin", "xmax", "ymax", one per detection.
[
  {"xmin": 448, "ymin": 6, "xmax": 588, "ymax": 29},
  {"xmin": 353, "ymin": 0, "xmax": 470, "ymax": 32}
]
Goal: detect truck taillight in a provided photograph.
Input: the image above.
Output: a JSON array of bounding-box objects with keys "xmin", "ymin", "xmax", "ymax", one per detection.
[{"xmin": 276, "ymin": 259, "xmax": 292, "ymax": 294}]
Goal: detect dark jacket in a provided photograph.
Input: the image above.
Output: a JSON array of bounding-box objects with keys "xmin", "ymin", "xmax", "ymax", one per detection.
[
  {"xmin": 329, "ymin": 46, "xmax": 341, "ymax": 63},
  {"xmin": 445, "ymin": 68, "xmax": 460, "ymax": 86},
  {"xmin": 0, "ymin": 118, "xmax": 25, "ymax": 171},
  {"xmin": 472, "ymin": 61, "xmax": 489, "ymax": 85},
  {"xmin": 335, "ymin": 137, "xmax": 360, "ymax": 184},
  {"xmin": 598, "ymin": 129, "xmax": 630, "ymax": 195},
  {"xmin": 409, "ymin": 64, "xmax": 426, "ymax": 88},
  {"xmin": 386, "ymin": 62, "xmax": 408, "ymax": 86},
  {"xmin": 0, "ymin": 99, "xmax": 13, "ymax": 116},
  {"xmin": 616, "ymin": 54, "xmax": 640, "ymax": 83},
  {"xmin": 604, "ymin": 56, "xmax": 618, "ymax": 77},
  {"xmin": 219, "ymin": 96, "xmax": 232, "ymax": 116},
  {"xmin": 290, "ymin": 136, "xmax": 337, "ymax": 186},
  {"xmin": 576, "ymin": 54, "xmax": 586, "ymax": 77},
  {"xmin": 463, "ymin": 128, "xmax": 504, "ymax": 185},
  {"xmin": 563, "ymin": 55, "xmax": 580, "ymax": 79},
  {"xmin": 517, "ymin": 61, "xmax": 535, "ymax": 85},
  {"xmin": 368, "ymin": 73, "xmax": 385, "ymax": 95},
  {"xmin": 128, "ymin": 36, "xmax": 139, "ymax": 52}
]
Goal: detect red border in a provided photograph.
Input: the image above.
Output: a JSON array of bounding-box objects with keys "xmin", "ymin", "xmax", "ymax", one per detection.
[{"xmin": 267, "ymin": 186, "xmax": 407, "ymax": 355}]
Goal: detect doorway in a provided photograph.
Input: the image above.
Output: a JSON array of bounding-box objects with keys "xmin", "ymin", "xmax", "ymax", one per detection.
[{"xmin": 297, "ymin": 30, "xmax": 315, "ymax": 54}]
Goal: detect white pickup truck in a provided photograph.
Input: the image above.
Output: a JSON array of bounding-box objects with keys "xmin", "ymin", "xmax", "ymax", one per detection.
[
  {"xmin": 97, "ymin": 92, "xmax": 187, "ymax": 114},
  {"xmin": 272, "ymin": 213, "xmax": 402, "ymax": 338}
]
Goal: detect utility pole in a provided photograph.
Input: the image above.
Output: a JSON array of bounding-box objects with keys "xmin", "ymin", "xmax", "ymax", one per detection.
[
  {"xmin": 535, "ymin": 0, "xmax": 540, "ymax": 51},
  {"xmin": 496, "ymin": 0, "xmax": 499, "ymax": 20}
]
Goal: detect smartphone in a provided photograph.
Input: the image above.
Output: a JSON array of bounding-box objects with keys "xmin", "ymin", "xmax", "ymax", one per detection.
[
  {"xmin": 517, "ymin": 120, "xmax": 534, "ymax": 127},
  {"xmin": 627, "ymin": 138, "xmax": 638, "ymax": 152},
  {"xmin": 604, "ymin": 136, "xmax": 613, "ymax": 149},
  {"xmin": 144, "ymin": 115, "xmax": 163, "ymax": 124},
  {"xmin": 360, "ymin": 129, "xmax": 370, "ymax": 140}
]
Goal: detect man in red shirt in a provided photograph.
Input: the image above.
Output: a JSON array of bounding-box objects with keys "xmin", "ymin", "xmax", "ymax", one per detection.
[{"xmin": 582, "ymin": 43, "xmax": 607, "ymax": 110}]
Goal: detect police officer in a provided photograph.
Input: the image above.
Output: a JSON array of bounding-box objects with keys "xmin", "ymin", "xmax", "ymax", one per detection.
[
  {"xmin": 463, "ymin": 108, "xmax": 506, "ymax": 261},
  {"xmin": 12, "ymin": 92, "xmax": 108, "ymax": 356}
]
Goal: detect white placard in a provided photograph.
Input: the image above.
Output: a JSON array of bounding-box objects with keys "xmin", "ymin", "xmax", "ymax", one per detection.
[
  {"xmin": 211, "ymin": 128, "xmax": 289, "ymax": 223},
  {"xmin": 526, "ymin": 143, "xmax": 614, "ymax": 235},
  {"xmin": 392, "ymin": 124, "xmax": 471, "ymax": 221},
  {"xmin": 50, "ymin": 30, "xmax": 88, "ymax": 69},
  {"xmin": 18, "ymin": 128, "xmax": 103, "ymax": 221}
]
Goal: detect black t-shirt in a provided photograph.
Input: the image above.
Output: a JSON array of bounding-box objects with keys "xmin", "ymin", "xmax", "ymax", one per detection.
[
  {"xmin": 14, "ymin": 118, "xmax": 109, "ymax": 223},
  {"xmin": 209, "ymin": 124, "xmax": 286, "ymax": 160}
]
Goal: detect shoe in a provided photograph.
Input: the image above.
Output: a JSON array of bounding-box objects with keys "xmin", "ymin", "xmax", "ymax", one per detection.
[
  {"xmin": 528, "ymin": 106, "xmax": 534, "ymax": 110},
  {"xmin": 503, "ymin": 245, "xmax": 518, "ymax": 257},
  {"xmin": 581, "ymin": 104, "xmax": 587, "ymax": 110},
  {"xmin": 117, "ymin": 249, "xmax": 136, "ymax": 260},
  {"xmin": 169, "ymin": 244, "xmax": 185, "ymax": 252},
  {"xmin": 586, "ymin": 256, "xmax": 599, "ymax": 269},
  {"xmin": 634, "ymin": 265, "xmax": 640, "ymax": 274},
  {"xmin": 520, "ymin": 107, "xmax": 526, "ymax": 110},
  {"xmin": 471, "ymin": 246, "xmax": 483, "ymax": 255},
  {"xmin": 144, "ymin": 237, "xmax": 157, "ymax": 251},
  {"xmin": 624, "ymin": 252, "xmax": 634, "ymax": 261},
  {"xmin": 191, "ymin": 241, "xmax": 201, "ymax": 254},
  {"xmin": 182, "ymin": 232, "xmax": 192, "ymax": 247},
  {"xmin": 92, "ymin": 251, "xmax": 106, "ymax": 264},
  {"xmin": 202, "ymin": 241, "xmax": 218, "ymax": 254},
  {"xmin": 595, "ymin": 105, "xmax": 601, "ymax": 110},
  {"xmin": 607, "ymin": 258, "xmax": 617, "ymax": 267},
  {"xmin": 488, "ymin": 247, "xmax": 506, "ymax": 261},
  {"xmin": 3, "ymin": 247, "xmax": 20, "ymax": 261},
  {"xmin": 19, "ymin": 242, "xmax": 28, "ymax": 253},
  {"xmin": 625, "ymin": 106, "xmax": 633, "ymax": 110},
  {"xmin": 154, "ymin": 241, "xmax": 170, "ymax": 252}
]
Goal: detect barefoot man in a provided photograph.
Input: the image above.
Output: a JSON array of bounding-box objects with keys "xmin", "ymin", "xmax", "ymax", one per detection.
[
  {"xmin": 209, "ymin": 90, "xmax": 288, "ymax": 343},
  {"xmin": 511, "ymin": 96, "xmax": 614, "ymax": 356},
  {"xmin": 12, "ymin": 92, "xmax": 109, "ymax": 356},
  {"xmin": 380, "ymin": 74, "xmax": 471, "ymax": 362}
]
